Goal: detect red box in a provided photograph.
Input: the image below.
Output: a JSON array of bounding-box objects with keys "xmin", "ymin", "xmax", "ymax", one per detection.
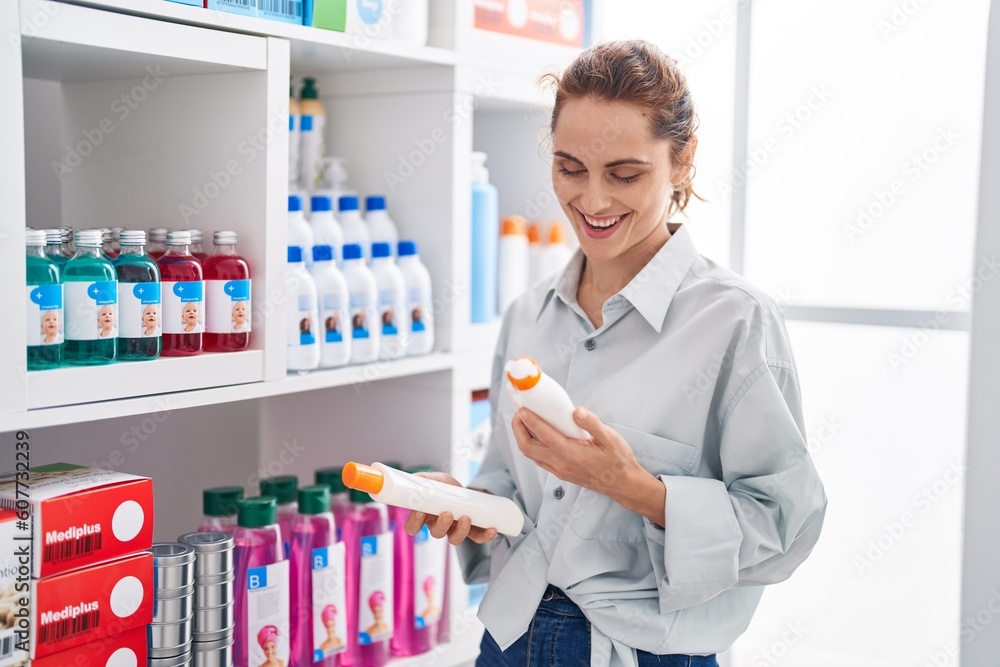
[
  {"xmin": 0, "ymin": 510, "xmax": 29, "ymax": 667},
  {"xmin": 0, "ymin": 463, "xmax": 154, "ymax": 578},
  {"xmin": 474, "ymin": 0, "xmax": 586, "ymax": 47},
  {"xmin": 30, "ymin": 553, "xmax": 153, "ymax": 659},
  {"xmin": 31, "ymin": 627, "xmax": 147, "ymax": 667}
]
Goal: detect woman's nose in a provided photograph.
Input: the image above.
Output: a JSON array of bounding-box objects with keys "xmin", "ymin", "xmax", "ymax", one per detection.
[{"xmin": 579, "ymin": 176, "xmax": 613, "ymax": 214}]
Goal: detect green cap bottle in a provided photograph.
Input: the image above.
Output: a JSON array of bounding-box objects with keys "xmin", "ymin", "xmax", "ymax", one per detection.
[
  {"xmin": 203, "ymin": 486, "xmax": 244, "ymax": 517},
  {"xmin": 237, "ymin": 496, "xmax": 277, "ymax": 528},
  {"xmin": 315, "ymin": 467, "xmax": 348, "ymax": 494},
  {"xmin": 298, "ymin": 485, "xmax": 332, "ymax": 515},
  {"xmin": 300, "ymin": 77, "xmax": 318, "ymax": 100},
  {"xmin": 260, "ymin": 475, "xmax": 298, "ymax": 504}
]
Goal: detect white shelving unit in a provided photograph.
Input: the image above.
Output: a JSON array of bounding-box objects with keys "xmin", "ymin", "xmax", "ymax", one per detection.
[{"xmin": 2, "ymin": 1, "xmax": 581, "ymax": 664}]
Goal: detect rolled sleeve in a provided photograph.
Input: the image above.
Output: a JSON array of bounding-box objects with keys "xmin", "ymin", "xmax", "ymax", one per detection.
[{"xmin": 644, "ymin": 362, "xmax": 828, "ymax": 613}]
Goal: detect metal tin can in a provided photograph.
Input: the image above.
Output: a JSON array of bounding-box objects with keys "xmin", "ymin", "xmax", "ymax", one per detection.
[{"xmin": 151, "ymin": 542, "xmax": 196, "ymax": 590}]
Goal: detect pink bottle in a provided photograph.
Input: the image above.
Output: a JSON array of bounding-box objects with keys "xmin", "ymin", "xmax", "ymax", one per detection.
[
  {"xmin": 199, "ymin": 486, "xmax": 244, "ymax": 533},
  {"xmin": 389, "ymin": 466, "xmax": 445, "ymax": 657},
  {"xmin": 315, "ymin": 467, "xmax": 353, "ymax": 536},
  {"xmin": 261, "ymin": 475, "xmax": 299, "ymax": 557},
  {"xmin": 234, "ymin": 496, "xmax": 285, "ymax": 667},
  {"xmin": 341, "ymin": 489, "xmax": 392, "ymax": 667},
  {"xmin": 291, "ymin": 485, "xmax": 341, "ymax": 667}
]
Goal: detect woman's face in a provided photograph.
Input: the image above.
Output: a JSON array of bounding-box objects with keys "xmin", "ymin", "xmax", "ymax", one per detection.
[
  {"xmin": 263, "ymin": 641, "xmax": 276, "ymax": 659},
  {"xmin": 183, "ymin": 303, "xmax": 198, "ymax": 325},
  {"xmin": 325, "ymin": 618, "xmax": 337, "ymax": 635},
  {"xmin": 42, "ymin": 310, "xmax": 59, "ymax": 336},
  {"xmin": 551, "ymin": 98, "xmax": 690, "ymax": 265}
]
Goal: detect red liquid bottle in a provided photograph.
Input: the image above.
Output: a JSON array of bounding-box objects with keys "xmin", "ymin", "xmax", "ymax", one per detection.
[
  {"xmin": 187, "ymin": 228, "xmax": 208, "ymax": 262},
  {"xmin": 158, "ymin": 230, "xmax": 204, "ymax": 356},
  {"xmin": 204, "ymin": 231, "xmax": 251, "ymax": 352}
]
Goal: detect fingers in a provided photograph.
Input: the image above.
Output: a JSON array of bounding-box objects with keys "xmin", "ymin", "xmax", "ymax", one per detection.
[
  {"xmin": 404, "ymin": 510, "xmax": 429, "ymax": 536},
  {"xmin": 403, "ymin": 510, "xmax": 499, "ymax": 545},
  {"xmin": 427, "ymin": 511, "xmax": 455, "ymax": 539},
  {"xmin": 517, "ymin": 408, "xmax": 570, "ymax": 445},
  {"xmin": 467, "ymin": 525, "xmax": 499, "ymax": 544},
  {"xmin": 573, "ymin": 406, "xmax": 604, "ymax": 440}
]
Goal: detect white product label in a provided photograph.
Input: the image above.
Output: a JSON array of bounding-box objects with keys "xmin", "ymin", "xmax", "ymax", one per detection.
[
  {"xmin": 320, "ymin": 292, "xmax": 349, "ymax": 345},
  {"xmin": 290, "ymin": 294, "xmax": 318, "ymax": 347},
  {"xmin": 246, "ymin": 560, "xmax": 291, "ymax": 667},
  {"xmin": 206, "ymin": 279, "xmax": 252, "ymax": 333},
  {"xmin": 409, "ymin": 288, "xmax": 432, "ymax": 334},
  {"xmin": 358, "ymin": 532, "xmax": 393, "ymax": 645},
  {"xmin": 300, "ymin": 114, "xmax": 326, "ymax": 191},
  {"xmin": 378, "ymin": 291, "xmax": 405, "ymax": 338},
  {"xmin": 117, "ymin": 282, "xmax": 161, "ymax": 339},
  {"xmin": 311, "ymin": 542, "xmax": 347, "ymax": 660},
  {"xmin": 162, "ymin": 281, "xmax": 204, "ymax": 334},
  {"xmin": 413, "ymin": 526, "xmax": 447, "ymax": 628},
  {"xmin": 349, "ymin": 293, "xmax": 375, "ymax": 341},
  {"xmin": 65, "ymin": 280, "xmax": 117, "ymax": 341},
  {"xmin": 26, "ymin": 284, "xmax": 63, "ymax": 346}
]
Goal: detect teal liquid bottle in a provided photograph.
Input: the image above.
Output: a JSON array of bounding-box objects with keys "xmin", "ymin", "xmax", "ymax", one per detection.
[
  {"xmin": 44, "ymin": 229, "xmax": 68, "ymax": 269},
  {"xmin": 64, "ymin": 229, "xmax": 117, "ymax": 365},
  {"xmin": 25, "ymin": 229, "xmax": 63, "ymax": 370},
  {"xmin": 114, "ymin": 230, "xmax": 161, "ymax": 361}
]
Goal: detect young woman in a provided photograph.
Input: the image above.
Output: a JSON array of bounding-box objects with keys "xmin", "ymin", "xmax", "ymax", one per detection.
[{"xmin": 406, "ymin": 40, "xmax": 827, "ymax": 667}]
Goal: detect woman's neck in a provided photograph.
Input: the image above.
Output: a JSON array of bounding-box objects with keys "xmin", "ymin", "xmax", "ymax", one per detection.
[{"xmin": 580, "ymin": 223, "xmax": 675, "ymax": 302}]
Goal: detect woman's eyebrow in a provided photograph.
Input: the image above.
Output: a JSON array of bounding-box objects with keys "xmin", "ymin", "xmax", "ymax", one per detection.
[
  {"xmin": 553, "ymin": 151, "xmax": 584, "ymax": 164},
  {"xmin": 554, "ymin": 151, "xmax": 652, "ymax": 169}
]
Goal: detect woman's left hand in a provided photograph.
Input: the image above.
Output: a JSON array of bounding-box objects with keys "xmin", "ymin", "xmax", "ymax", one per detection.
[{"xmin": 511, "ymin": 406, "xmax": 642, "ymax": 498}]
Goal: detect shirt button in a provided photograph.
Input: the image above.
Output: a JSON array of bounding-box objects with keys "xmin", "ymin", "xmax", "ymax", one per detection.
[
  {"xmin": 554, "ymin": 487, "xmax": 565, "ymax": 500},
  {"xmin": 584, "ymin": 339, "xmax": 596, "ymax": 351}
]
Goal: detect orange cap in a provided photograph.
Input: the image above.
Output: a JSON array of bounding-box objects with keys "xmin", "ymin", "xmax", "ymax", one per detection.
[
  {"xmin": 506, "ymin": 356, "xmax": 542, "ymax": 390},
  {"xmin": 500, "ymin": 216, "xmax": 526, "ymax": 236},
  {"xmin": 527, "ymin": 223, "xmax": 541, "ymax": 244},
  {"xmin": 548, "ymin": 223, "xmax": 567, "ymax": 245},
  {"xmin": 342, "ymin": 462, "xmax": 385, "ymax": 494}
]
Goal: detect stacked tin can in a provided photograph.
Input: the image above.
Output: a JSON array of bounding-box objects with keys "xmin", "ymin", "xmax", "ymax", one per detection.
[
  {"xmin": 179, "ymin": 531, "xmax": 236, "ymax": 667},
  {"xmin": 149, "ymin": 542, "xmax": 196, "ymax": 667}
]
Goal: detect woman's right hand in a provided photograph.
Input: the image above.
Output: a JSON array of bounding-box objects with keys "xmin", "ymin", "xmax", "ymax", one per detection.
[{"xmin": 403, "ymin": 472, "xmax": 499, "ymax": 546}]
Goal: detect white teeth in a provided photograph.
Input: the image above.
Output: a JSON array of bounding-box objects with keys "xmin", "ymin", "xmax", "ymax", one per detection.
[{"xmin": 583, "ymin": 214, "xmax": 622, "ymax": 229}]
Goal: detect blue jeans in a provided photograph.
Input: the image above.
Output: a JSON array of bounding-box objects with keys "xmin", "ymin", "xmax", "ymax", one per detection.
[{"xmin": 476, "ymin": 586, "xmax": 718, "ymax": 667}]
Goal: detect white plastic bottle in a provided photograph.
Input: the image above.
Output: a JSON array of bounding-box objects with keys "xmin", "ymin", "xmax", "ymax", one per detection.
[
  {"xmin": 288, "ymin": 194, "xmax": 315, "ymax": 269},
  {"xmin": 310, "ymin": 195, "xmax": 343, "ymax": 262},
  {"xmin": 527, "ymin": 222, "xmax": 543, "ymax": 285},
  {"xmin": 498, "ymin": 216, "xmax": 529, "ymax": 314},
  {"xmin": 341, "ymin": 243, "xmax": 380, "ymax": 364},
  {"xmin": 370, "ymin": 242, "xmax": 408, "ymax": 360},
  {"xmin": 286, "ymin": 246, "xmax": 320, "ymax": 372},
  {"xmin": 540, "ymin": 223, "xmax": 574, "ymax": 279},
  {"xmin": 338, "ymin": 195, "xmax": 370, "ymax": 262},
  {"xmin": 397, "ymin": 241, "xmax": 434, "ymax": 356},
  {"xmin": 311, "ymin": 244, "xmax": 352, "ymax": 368},
  {"xmin": 365, "ymin": 195, "xmax": 399, "ymax": 257},
  {"xmin": 504, "ymin": 356, "xmax": 590, "ymax": 439},
  {"xmin": 342, "ymin": 462, "xmax": 523, "ymax": 537}
]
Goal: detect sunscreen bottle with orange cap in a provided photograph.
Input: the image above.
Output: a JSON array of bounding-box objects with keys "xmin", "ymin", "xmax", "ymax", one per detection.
[
  {"xmin": 498, "ymin": 215, "xmax": 529, "ymax": 314},
  {"xmin": 540, "ymin": 222, "xmax": 574, "ymax": 279},
  {"xmin": 341, "ymin": 462, "xmax": 524, "ymax": 537},
  {"xmin": 504, "ymin": 356, "xmax": 591, "ymax": 440}
]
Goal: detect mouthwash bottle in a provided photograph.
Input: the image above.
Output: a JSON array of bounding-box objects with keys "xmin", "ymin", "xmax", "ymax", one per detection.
[
  {"xmin": 158, "ymin": 230, "xmax": 204, "ymax": 357},
  {"xmin": 204, "ymin": 231, "xmax": 251, "ymax": 352},
  {"xmin": 290, "ymin": 485, "xmax": 343, "ymax": 667},
  {"xmin": 260, "ymin": 475, "xmax": 299, "ymax": 558},
  {"xmin": 43, "ymin": 229, "xmax": 68, "ymax": 268},
  {"xmin": 341, "ymin": 488, "xmax": 392, "ymax": 667},
  {"xmin": 25, "ymin": 229, "xmax": 63, "ymax": 370},
  {"xmin": 114, "ymin": 230, "xmax": 161, "ymax": 361},
  {"xmin": 199, "ymin": 485, "xmax": 244, "ymax": 533},
  {"xmin": 64, "ymin": 229, "xmax": 117, "ymax": 365},
  {"xmin": 187, "ymin": 228, "xmax": 208, "ymax": 261},
  {"xmin": 234, "ymin": 497, "xmax": 289, "ymax": 667}
]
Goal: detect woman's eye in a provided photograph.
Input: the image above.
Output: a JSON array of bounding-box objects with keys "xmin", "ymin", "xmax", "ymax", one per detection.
[
  {"xmin": 612, "ymin": 173, "xmax": 640, "ymax": 184},
  {"xmin": 559, "ymin": 166, "xmax": 586, "ymax": 177}
]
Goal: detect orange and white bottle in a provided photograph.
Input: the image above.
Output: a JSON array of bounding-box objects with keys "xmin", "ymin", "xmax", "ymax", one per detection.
[
  {"xmin": 498, "ymin": 215, "xmax": 528, "ymax": 314},
  {"xmin": 527, "ymin": 222, "xmax": 543, "ymax": 285},
  {"xmin": 540, "ymin": 222, "xmax": 574, "ymax": 279},
  {"xmin": 504, "ymin": 356, "xmax": 590, "ymax": 440}
]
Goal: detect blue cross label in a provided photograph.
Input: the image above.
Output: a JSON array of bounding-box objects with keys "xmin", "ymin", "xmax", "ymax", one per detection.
[
  {"xmin": 118, "ymin": 281, "xmax": 161, "ymax": 339},
  {"xmin": 25, "ymin": 284, "xmax": 63, "ymax": 346}
]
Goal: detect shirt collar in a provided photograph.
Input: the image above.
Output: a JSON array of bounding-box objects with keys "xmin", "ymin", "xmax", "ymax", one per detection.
[{"xmin": 536, "ymin": 224, "xmax": 699, "ymax": 334}]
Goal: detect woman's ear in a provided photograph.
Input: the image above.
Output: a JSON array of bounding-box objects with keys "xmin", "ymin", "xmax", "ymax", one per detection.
[{"xmin": 673, "ymin": 135, "xmax": 699, "ymax": 185}]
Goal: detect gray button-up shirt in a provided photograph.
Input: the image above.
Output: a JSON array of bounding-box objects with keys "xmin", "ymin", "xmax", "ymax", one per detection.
[{"xmin": 458, "ymin": 224, "xmax": 828, "ymax": 667}]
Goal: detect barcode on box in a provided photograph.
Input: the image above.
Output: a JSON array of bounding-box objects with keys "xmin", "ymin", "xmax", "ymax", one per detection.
[
  {"xmin": 43, "ymin": 533, "xmax": 103, "ymax": 563},
  {"xmin": 222, "ymin": 0, "xmax": 253, "ymax": 6},
  {"xmin": 0, "ymin": 630, "xmax": 13, "ymax": 659},
  {"xmin": 38, "ymin": 610, "xmax": 100, "ymax": 644},
  {"xmin": 260, "ymin": 0, "xmax": 301, "ymax": 15}
]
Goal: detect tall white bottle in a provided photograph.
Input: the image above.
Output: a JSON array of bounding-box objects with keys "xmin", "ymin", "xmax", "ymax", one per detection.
[
  {"xmin": 527, "ymin": 222, "xmax": 544, "ymax": 285},
  {"xmin": 397, "ymin": 241, "xmax": 434, "ymax": 356},
  {"xmin": 498, "ymin": 216, "xmax": 529, "ymax": 314},
  {"xmin": 504, "ymin": 356, "xmax": 590, "ymax": 439},
  {"xmin": 310, "ymin": 195, "xmax": 343, "ymax": 262},
  {"xmin": 365, "ymin": 196, "xmax": 399, "ymax": 257},
  {"xmin": 341, "ymin": 243, "xmax": 380, "ymax": 364},
  {"xmin": 540, "ymin": 223, "xmax": 574, "ymax": 279},
  {"xmin": 338, "ymin": 196, "xmax": 371, "ymax": 263},
  {"xmin": 370, "ymin": 242, "xmax": 408, "ymax": 360},
  {"xmin": 288, "ymin": 195, "xmax": 315, "ymax": 269},
  {"xmin": 286, "ymin": 246, "xmax": 321, "ymax": 372},
  {"xmin": 311, "ymin": 244, "xmax": 352, "ymax": 368}
]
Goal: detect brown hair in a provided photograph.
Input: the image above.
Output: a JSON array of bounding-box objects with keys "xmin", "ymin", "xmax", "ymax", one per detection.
[{"xmin": 544, "ymin": 40, "xmax": 701, "ymax": 217}]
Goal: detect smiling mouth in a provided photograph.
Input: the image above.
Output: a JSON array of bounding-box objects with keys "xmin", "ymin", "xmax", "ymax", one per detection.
[{"xmin": 578, "ymin": 209, "xmax": 628, "ymax": 233}]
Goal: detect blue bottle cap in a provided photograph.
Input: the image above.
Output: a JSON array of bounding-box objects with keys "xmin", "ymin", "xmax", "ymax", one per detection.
[
  {"xmin": 288, "ymin": 195, "xmax": 302, "ymax": 212},
  {"xmin": 342, "ymin": 244, "xmax": 362, "ymax": 260},
  {"xmin": 339, "ymin": 195, "xmax": 359, "ymax": 212},
  {"xmin": 371, "ymin": 242, "xmax": 391, "ymax": 258},
  {"xmin": 288, "ymin": 246, "xmax": 303, "ymax": 263},
  {"xmin": 313, "ymin": 245, "xmax": 334, "ymax": 262},
  {"xmin": 366, "ymin": 195, "xmax": 386, "ymax": 211},
  {"xmin": 311, "ymin": 195, "xmax": 333, "ymax": 212},
  {"xmin": 397, "ymin": 241, "xmax": 417, "ymax": 256}
]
